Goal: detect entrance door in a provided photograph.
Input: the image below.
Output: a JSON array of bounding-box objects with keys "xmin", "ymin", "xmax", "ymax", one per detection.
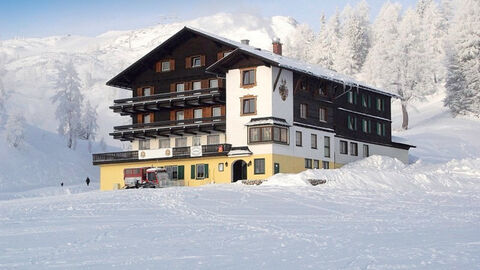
[{"xmin": 232, "ymin": 160, "xmax": 247, "ymax": 182}]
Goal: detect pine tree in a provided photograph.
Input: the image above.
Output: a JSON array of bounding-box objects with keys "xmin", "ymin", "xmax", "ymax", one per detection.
[
  {"xmin": 51, "ymin": 60, "xmax": 84, "ymax": 149},
  {"xmin": 0, "ymin": 66, "xmax": 8, "ymax": 127},
  {"xmin": 79, "ymin": 100, "xmax": 98, "ymax": 152},
  {"xmin": 309, "ymin": 10, "xmax": 341, "ymax": 70},
  {"xmin": 361, "ymin": 2, "xmax": 402, "ymax": 87},
  {"xmin": 5, "ymin": 112, "xmax": 25, "ymax": 149},
  {"xmin": 444, "ymin": 0, "xmax": 480, "ymax": 116},
  {"xmin": 284, "ymin": 22, "xmax": 315, "ymax": 62},
  {"xmin": 334, "ymin": 0, "xmax": 371, "ymax": 76}
]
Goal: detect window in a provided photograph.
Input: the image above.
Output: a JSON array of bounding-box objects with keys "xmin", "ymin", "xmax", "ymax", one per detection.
[
  {"xmin": 143, "ymin": 87, "xmax": 152, "ymax": 96},
  {"xmin": 362, "ymin": 119, "xmax": 369, "ymax": 133},
  {"xmin": 363, "ymin": 144, "xmax": 370, "ymax": 157},
  {"xmin": 193, "ymin": 136, "xmax": 202, "ymax": 146},
  {"xmin": 324, "ymin": 136, "xmax": 331, "ymax": 158},
  {"xmin": 376, "ymin": 97, "xmax": 385, "ymax": 111},
  {"xmin": 319, "ymin": 87, "xmax": 327, "ymax": 96},
  {"xmin": 175, "ymin": 137, "xmax": 187, "ymax": 147},
  {"xmin": 176, "ymin": 111, "xmax": 184, "ymax": 124},
  {"xmin": 340, "ymin": 140, "xmax": 348, "ymax": 154},
  {"xmin": 311, "ymin": 134, "xmax": 317, "ymax": 149},
  {"xmin": 305, "ymin": 158, "xmax": 312, "ymax": 169},
  {"xmin": 262, "ymin": 127, "xmax": 272, "ymax": 141},
  {"xmin": 159, "ymin": 138, "xmax": 170, "ymax": 148},
  {"xmin": 212, "ymin": 106, "xmax": 221, "ymax": 121},
  {"xmin": 139, "ymin": 139, "xmax": 150, "ymax": 150},
  {"xmin": 176, "ymin": 83, "xmax": 184, "ymax": 93},
  {"xmin": 319, "ymin": 107, "xmax": 327, "ymax": 122},
  {"xmin": 143, "ymin": 114, "xmax": 151, "ymax": 124},
  {"xmin": 347, "ymin": 91, "xmax": 354, "ymax": 104},
  {"xmin": 196, "ymin": 164, "xmax": 206, "ymax": 179},
  {"xmin": 207, "ymin": 135, "xmax": 219, "ymax": 145},
  {"xmin": 194, "ymin": 109, "xmax": 203, "ymax": 123},
  {"xmin": 322, "ymin": 161, "xmax": 330, "ymax": 169},
  {"xmin": 362, "ymin": 94, "xmax": 368, "ymax": 107},
  {"xmin": 350, "ymin": 142, "xmax": 358, "ymax": 156},
  {"xmin": 313, "ymin": 160, "xmax": 320, "ymax": 169},
  {"xmin": 218, "ymin": 163, "xmax": 224, "ymax": 172},
  {"xmin": 249, "ymin": 126, "xmax": 288, "ymax": 144},
  {"xmin": 250, "ymin": 128, "xmax": 260, "ymax": 142},
  {"xmin": 242, "ymin": 97, "xmax": 256, "ymax": 115},
  {"xmin": 241, "ymin": 69, "xmax": 255, "ymax": 86},
  {"xmin": 254, "ymin": 159, "xmax": 265, "ymax": 174},
  {"xmin": 300, "ymin": 104, "xmax": 308, "ymax": 119},
  {"xmin": 376, "ymin": 122, "xmax": 386, "ymax": 136},
  {"xmin": 193, "ymin": 81, "xmax": 201, "ymax": 90},
  {"xmin": 348, "ymin": 115, "xmax": 357, "ymax": 131},
  {"xmin": 161, "ymin": 61, "xmax": 170, "ymax": 72},
  {"xmin": 209, "ymin": 79, "xmax": 218, "ymax": 88},
  {"xmin": 296, "ymin": 131, "xmax": 302, "ymax": 147},
  {"xmin": 192, "ymin": 56, "xmax": 201, "ymax": 67},
  {"xmin": 223, "ymin": 51, "xmax": 232, "ymax": 57}
]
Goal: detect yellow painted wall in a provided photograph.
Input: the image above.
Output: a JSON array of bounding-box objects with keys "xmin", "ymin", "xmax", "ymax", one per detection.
[{"xmin": 98, "ymin": 154, "xmax": 342, "ymax": 190}]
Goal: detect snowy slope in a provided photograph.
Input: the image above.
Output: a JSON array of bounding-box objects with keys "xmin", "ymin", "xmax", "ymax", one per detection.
[{"xmin": 0, "ymin": 125, "xmax": 102, "ymax": 193}]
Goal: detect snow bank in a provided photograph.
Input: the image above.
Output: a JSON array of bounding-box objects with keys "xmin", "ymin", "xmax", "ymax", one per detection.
[{"xmin": 263, "ymin": 155, "xmax": 480, "ymax": 193}]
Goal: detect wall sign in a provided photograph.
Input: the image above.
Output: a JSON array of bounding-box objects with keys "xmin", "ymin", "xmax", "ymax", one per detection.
[
  {"xmin": 190, "ymin": 146, "xmax": 203, "ymax": 157},
  {"xmin": 279, "ymin": 79, "xmax": 288, "ymax": 101},
  {"xmin": 138, "ymin": 148, "xmax": 173, "ymax": 159}
]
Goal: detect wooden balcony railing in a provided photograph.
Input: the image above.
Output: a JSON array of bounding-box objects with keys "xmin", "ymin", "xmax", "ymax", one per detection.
[{"xmin": 112, "ymin": 116, "xmax": 226, "ymax": 133}]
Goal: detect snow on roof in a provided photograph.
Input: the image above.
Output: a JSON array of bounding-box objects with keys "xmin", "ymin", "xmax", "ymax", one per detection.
[
  {"xmin": 245, "ymin": 117, "xmax": 291, "ymax": 127},
  {"xmin": 189, "ymin": 26, "xmax": 398, "ymax": 98}
]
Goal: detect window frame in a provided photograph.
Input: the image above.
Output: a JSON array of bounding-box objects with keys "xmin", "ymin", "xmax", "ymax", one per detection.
[
  {"xmin": 322, "ymin": 161, "xmax": 330, "ymax": 169},
  {"xmin": 324, "ymin": 136, "xmax": 331, "ymax": 158},
  {"xmin": 300, "ymin": 103, "xmax": 308, "ymax": 119},
  {"xmin": 191, "ymin": 56, "xmax": 202, "ymax": 68},
  {"xmin": 161, "ymin": 61, "xmax": 170, "ymax": 72},
  {"xmin": 159, "ymin": 138, "xmax": 170, "ymax": 148},
  {"xmin": 240, "ymin": 96, "xmax": 257, "ymax": 116},
  {"xmin": 254, "ymin": 158, "xmax": 265, "ymax": 174},
  {"xmin": 193, "ymin": 81, "xmax": 202, "ymax": 90},
  {"xmin": 139, "ymin": 139, "xmax": 150, "ymax": 150},
  {"xmin": 296, "ymin": 131, "xmax": 302, "ymax": 147},
  {"xmin": 175, "ymin": 137, "xmax": 187, "ymax": 147},
  {"xmin": 240, "ymin": 67, "xmax": 257, "ymax": 88},
  {"xmin": 340, "ymin": 140, "xmax": 348, "ymax": 155},
  {"xmin": 248, "ymin": 126, "xmax": 289, "ymax": 144},
  {"xmin": 311, "ymin": 134, "xmax": 317, "ymax": 149},
  {"xmin": 350, "ymin": 142, "xmax": 358, "ymax": 156},
  {"xmin": 305, "ymin": 158, "xmax": 312, "ymax": 169},
  {"xmin": 193, "ymin": 108, "xmax": 203, "ymax": 123},
  {"xmin": 207, "ymin": 135, "xmax": 220, "ymax": 145},
  {"xmin": 363, "ymin": 144, "xmax": 370, "ymax": 157},
  {"xmin": 319, "ymin": 107, "xmax": 327, "ymax": 122},
  {"xmin": 313, "ymin": 159, "xmax": 320, "ymax": 169},
  {"xmin": 196, "ymin": 164, "xmax": 206, "ymax": 179}
]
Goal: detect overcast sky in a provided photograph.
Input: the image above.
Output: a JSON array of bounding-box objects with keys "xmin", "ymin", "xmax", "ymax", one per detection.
[{"xmin": 0, "ymin": 0, "xmax": 419, "ymax": 40}]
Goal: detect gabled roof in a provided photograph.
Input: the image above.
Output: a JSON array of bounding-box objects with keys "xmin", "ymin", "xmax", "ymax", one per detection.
[
  {"xmin": 106, "ymin": 26, "xmax": 247, "ymax": 90},
  {"xmin": 207, "ymin": 46, "xmax": 398, "ymax": 98}
]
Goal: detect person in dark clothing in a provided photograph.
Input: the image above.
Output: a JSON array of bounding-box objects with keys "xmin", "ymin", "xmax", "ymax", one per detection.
[
  {"xmin": 86, "ymin": 177, "xmax": 90, "ymax": 186},
  {"xmin": 61, "ymin": 182, "xmax": 64, "ymax": 187}
]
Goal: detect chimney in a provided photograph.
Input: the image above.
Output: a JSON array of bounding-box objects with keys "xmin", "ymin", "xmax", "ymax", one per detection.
[
  {"xmin": 272, "ymin": 37, "xmax": 282, "ymax": 55},
  {"xmin": 241, "ymin": 39, "xmax": 250, "ymax": 45}
]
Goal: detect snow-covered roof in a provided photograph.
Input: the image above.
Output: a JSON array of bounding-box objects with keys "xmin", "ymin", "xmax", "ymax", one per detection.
[
  {"xmin": 244, "ymin": 117, "xmax": 290, "ymax": 127},
  {"xmin": 193, "ymin": 25, "xmax": 398, "ymax": 98}
]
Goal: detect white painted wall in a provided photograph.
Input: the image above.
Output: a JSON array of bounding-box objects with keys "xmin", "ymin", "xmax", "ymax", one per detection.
[{"xmin": 334, "ymin": 137, "xmax": 409, "ymax": 164}]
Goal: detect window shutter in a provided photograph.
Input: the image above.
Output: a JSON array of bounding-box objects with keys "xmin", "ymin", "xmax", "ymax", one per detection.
[
  {"xmin": 190, "ymin": 165, "xmax": 195, "ymax": 179},
  {"xmin": 203, "ymin": 107, "xmax": 211, "ymax": 118},
  {"xmin": 137, "ymin": 114, "xmax": 143, "ymax": 124},
  {"xmin": 178, "ymin": 166, "xmax": 184, "ymax": 180},
  {"xmin": 185, "ymin": 81, "xmax": 192, "ymax": 91},
  {"xmin": 185, "ymin": 56, "xmax": 192, "ymax": 68},
  {"xmin": 204, "ymin": 164, "xmax": 209, "ymax": 178},
  {"xmin": 218, "ymin": 78, "xmax": 224, "ymax": 88},
  {"xmin": 155, "ymin": 62, "xmax": 161, "ymax": 72},
  {"xmin": 136, "ymin": 87, "xmax": 142, "ymax": 97},
  {"xmin": 169, "ymin": 59, "xmax": 175, "ymax": 71},
  {"xmin": 151, "ymin": 86, "xmax": 155, "ymax": 95},
  {"xmin": 170, "ymin": 111, "xmax": 175, "ymax": 121},
  {"xmin": 149, "ymin": 112, "xmax": 154, "ymax": 122},
  {"xmin": 200, "ymin": 55, "xmax": 206, "ymax": 66},
  {"xmin": 217, "ymin": 52, "xmax": 224, "ymax": 60},
  {"xmin": 221, "ymin": 105, "xmax": 226, "ymax": 116},
  {"xmin": 170, "ymin": 83, "xmax": 175, "ymax": 92},
  {"xmin": 201, "ymin": 79, "xmax": 208, "ymax": 89},
  {"xmin": 185, "ymin": 108, "xmax": 193, "ymax": 119}
]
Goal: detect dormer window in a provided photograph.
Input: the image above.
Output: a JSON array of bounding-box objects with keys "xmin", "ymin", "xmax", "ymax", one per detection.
[{"xmin": 192, "ymin": 56, "xmax": 201, "ymax": 67}]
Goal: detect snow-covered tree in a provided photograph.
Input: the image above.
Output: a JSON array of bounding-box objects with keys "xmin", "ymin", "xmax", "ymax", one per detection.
[
  {"xmin": 51, "ymin": 60, "xmax": 84, "ymax": 149},
  {"xmin": 309, "ymin": 10, "xmax": 341, "ymax": 70},
  {"xmin": 5, "ymin": 112, "xmax": 25, "ymax": 149},
  {"xmin": 391, "ymin": 9, "xmax": 433, "ymax": 129},
  {"xmin": 444, "ymin": 0, "xmax": 480, "ymax": 116},
  {"xmin": 283, "ymin": 22, "xmax": 315, "ymax": 62},
  {"xmin": 361, "ymin": 2, "xmax": 402, "ymax": 87},
  {"xmin": 79, "ymin": 100, "xmax": 98, "ymax": 152},
  {"xmin": 334, "ymin": 1, "xmax": 371, "ymax": 76},
  {"xmin": 0, "ymin": 66, "xmax": 8, "ymax": 127}
]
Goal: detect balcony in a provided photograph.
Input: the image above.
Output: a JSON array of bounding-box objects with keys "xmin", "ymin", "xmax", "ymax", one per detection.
[
  {"xmin": 92, "ymin": 144, "xmax": 232, "ymax": 165},
  {"xmin": 110, "ymin": 116, "xmax": 226, "ymax": 141},
  {"xmin": 110, "ymin": 87, "xmax": 225, "ymax": 115}
]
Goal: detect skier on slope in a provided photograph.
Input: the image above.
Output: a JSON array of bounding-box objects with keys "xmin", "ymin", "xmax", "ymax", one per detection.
[{"xmin": 86, "ymin": 177, "xmax": 90, "ymax": 186}]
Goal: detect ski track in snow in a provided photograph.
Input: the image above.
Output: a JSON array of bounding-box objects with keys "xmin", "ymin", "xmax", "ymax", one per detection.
[{"xmin": 1, "ymin": 184, "xmax": 479, "ymax": 269}]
